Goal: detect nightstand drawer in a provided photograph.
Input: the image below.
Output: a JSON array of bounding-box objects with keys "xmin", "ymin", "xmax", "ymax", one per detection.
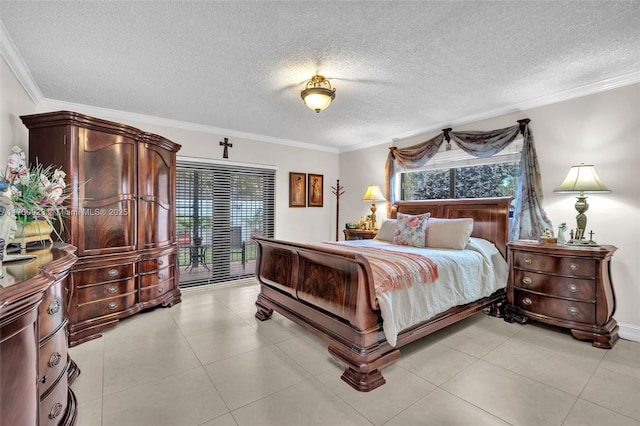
[
  {"xmin": 343, "ymin": 229, "xmax": 377, "ymax": 240},
  {"xmin": 513, "ymin": 251, "xmax": 595, "ymax": 278},
  {"xmin": 512, "ymin": 270, "xmax": 595, "ymax": 301},
  {"xmin": 514, "ymin": 290, "xmax": 595, "ymax": 324}
]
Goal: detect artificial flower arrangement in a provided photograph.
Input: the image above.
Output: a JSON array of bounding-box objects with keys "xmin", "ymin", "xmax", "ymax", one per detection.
[{"xmin": 2, "ymin": 145, "xmax": 68, "ymax": 240}]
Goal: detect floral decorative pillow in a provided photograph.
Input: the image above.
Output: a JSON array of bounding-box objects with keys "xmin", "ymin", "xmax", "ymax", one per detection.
[{"xmin": 392, "ymin": 213, "xmax": 430, "ymax": 247}]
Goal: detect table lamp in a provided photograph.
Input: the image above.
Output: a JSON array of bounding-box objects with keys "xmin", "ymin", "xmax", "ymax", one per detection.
[
  {"xmin": 362, "ymin": 185, "xmax": 386, "ymax": 229},
  {"xmin": 553, "ymin": 164, "xmax": 610, "ymax": 245}
]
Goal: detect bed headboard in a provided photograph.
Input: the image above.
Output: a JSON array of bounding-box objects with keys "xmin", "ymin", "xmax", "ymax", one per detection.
[{"xmin": 391, "ymin": 197, "xmax": 512, "ymax": 258}]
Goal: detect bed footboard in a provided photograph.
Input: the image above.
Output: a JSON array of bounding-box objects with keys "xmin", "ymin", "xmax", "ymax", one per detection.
[{"xmin": 253, "ymin": 236, "xmax": 402, "ymax": 391}]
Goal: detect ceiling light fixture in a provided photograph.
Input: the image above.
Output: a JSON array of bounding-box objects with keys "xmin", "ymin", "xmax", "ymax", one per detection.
[{"xmin": 301, "ymin": 74, "xmax": 336, "ymax": 113}]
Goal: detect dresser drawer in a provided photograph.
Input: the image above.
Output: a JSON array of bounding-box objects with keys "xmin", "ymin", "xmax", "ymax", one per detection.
[
  {"xmin": 514, "ymin": 290, "xmax": 595, "ymax": 324},
  {"xmin": 139, "ymin": 278, "xmax": 174, "ymax": 302},
  {"xmin": 74, "ymin": 263, "xmax": 135, "ymax": 285},
  {"xmin": 75, "ymin": 278, "xmax": 136, "ymax": 304},
  {"xmin": 139, "ymin": 254, "xmax": 173, "ymax": 273},
  {"xmin": 512, "ymin": 270, "xmax": 595, "ymax": 301},
  {"xmin": 513, "ymin": 251, "xmax": 595, "ymax": 278},
  {"xmin": 39, "ymin": 280, "xmax": 66, "ymax": 339},
  {"xmin": 38, "ymin": 327, "xmax": 68, "ymax": 396},
  {"xmin": 39, "ymin": 375, "xmax": 68, "ymax": 426},
  {"xmin": 139, "ymin": 265, "xmax": 173, "ymax": 288},
  {"xmin": 75, "ymin": 292, "xmax": 136, "ymax": 323}
]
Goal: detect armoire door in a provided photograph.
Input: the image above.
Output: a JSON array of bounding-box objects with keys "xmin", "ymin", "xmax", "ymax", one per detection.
[
  {"xmin": 77, "ymin": 127, "xmax": 137, "ymax": 256},
  {"xmin": 137, "ymin": 138, "xmax": 177, "ymax": 249}
]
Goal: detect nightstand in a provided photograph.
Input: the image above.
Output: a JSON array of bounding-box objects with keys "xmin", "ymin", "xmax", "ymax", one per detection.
[
  {"xmin": 505, "ymin": 240, "xmax": 618, "ymax": 348},
  {"xmin": 343, "ymin": 228, "xmax": 378, "ymax": 240}
]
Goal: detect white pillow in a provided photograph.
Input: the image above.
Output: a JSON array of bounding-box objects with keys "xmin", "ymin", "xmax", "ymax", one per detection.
[
  {"xmin": 374, "ymin": 219, "xmax": 397, "ymax": 242},
  {"xmin": 426, "ymin": 218, "xmax": 474, "ymax": 250}
]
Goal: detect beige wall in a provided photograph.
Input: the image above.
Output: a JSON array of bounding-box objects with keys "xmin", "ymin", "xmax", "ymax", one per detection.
[
  {"xmin": 340, "ymin": 83, "xmax": 640, "ymax": 339},
  {"xmin": 0, "ymin": 56, "xmax": 36, "ymax": 155}
]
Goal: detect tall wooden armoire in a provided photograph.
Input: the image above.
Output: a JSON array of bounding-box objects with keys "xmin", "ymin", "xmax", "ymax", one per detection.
[{"xmin": 21, "ymin": 111, "xmax": 182, "ymax": 346}]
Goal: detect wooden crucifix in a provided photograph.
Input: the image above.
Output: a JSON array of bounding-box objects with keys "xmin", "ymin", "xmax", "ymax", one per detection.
[
  {"xmin": 219, "ymin": 137, "xmax": 232, "ymax": 159},
  {"xmin": 331, "ymin": 179, "xmax": 345, "ymax": 241}
]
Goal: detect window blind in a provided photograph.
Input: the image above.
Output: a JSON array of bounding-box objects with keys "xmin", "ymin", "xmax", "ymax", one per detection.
[{"xmin": 176, "ymin": 160, "xmax": 275, "ymax": 286}]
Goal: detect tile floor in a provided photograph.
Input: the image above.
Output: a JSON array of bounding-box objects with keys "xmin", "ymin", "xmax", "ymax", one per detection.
[{"xmin": 69, "ymin": 278, "xmax": 640, "ymax": 426}]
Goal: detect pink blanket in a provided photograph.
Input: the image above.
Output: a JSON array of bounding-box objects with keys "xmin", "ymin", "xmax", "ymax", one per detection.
[{"xmin": 318, "ymin": 243, "xmax": 439, "ymax": 293}]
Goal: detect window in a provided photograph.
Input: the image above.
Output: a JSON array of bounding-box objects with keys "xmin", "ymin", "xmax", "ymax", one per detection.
[
  {"xmin": 176, "ymin": 160, "xmax": 275, "ymax": 287},
  {"xmin": 400, "ymin": 140, "xmax": 522, "ymax": 202}
]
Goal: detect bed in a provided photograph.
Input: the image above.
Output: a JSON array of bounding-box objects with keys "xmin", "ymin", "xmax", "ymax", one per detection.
[{"xmin": 254, "ymin": 197, "xmax": 511, "ymax": 391}]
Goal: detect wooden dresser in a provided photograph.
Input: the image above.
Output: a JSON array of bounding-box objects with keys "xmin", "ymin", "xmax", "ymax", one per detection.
[
  {"xmin": 0, "ymin": 244, "xmax": 78, "ymax": 425},
  {"xmin": 21, "ymin": 111, "xmax": 181, "ymax": 346},
  {"xmin": 505, "ymin": 240, "xmax": 618, "ymax": 348}
]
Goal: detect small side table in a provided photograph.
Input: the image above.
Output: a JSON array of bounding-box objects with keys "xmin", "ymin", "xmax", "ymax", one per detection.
[
  {"xmin": 505, "ymin": 240, "xmax": 618, "ymax": 349},
  {"xmin": 343, "ymin": 229, "xmax": 378, "ymax": 241}
]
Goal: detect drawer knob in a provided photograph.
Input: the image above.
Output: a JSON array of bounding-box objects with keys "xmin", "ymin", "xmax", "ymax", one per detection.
[
  {"xmin": 158, "ymin": 273, "xmax": 164, "ymax": 280},
  {"xmin": 48, "ymin": 351, "xmax": 62, "ymax": 367},
  {"xmin": 522, "ymin": 297, "xmax": 533, "ymax": 306},
  {"xmin": 107, "ymin": 286, "xmax": 118, "ymax": 294},
  {"xmin": 108, "ymin": 269, "xmax": 119, "ymax": 277},
  {"xmin": 569, "ymin": 263, "xmax": 579, "ymax": 271},
  {"xmin": 522, "ymin": 276, "xmax": 533, "ymax": 286},
  {"xmin": 567, "ymin": 306, "xmax": 579, "ymax": 316},
  {"xmin": 158, "ymin": 259, "xmax": 164, "ymax": 266},
  {"xmin": 567, "ymin": 283, "xmax": 579, "ymax": 293},
  {"xmin": 158, "ymin": 287, "xmax": 164, "ymax": 294},
  {"xmin": 524, "ymin": 257, "xmax": 533, "ymax": 265},
  {"xmin": 108, "ymin": 302, "xmax": 119, "ymax": 310},
  {"xmin": 49, "ymin": 402, "xmax": 63, "ymax": 420},
  {"xmin": 48, "ymin": 299, "xmax": 61, "ymax": 315}
]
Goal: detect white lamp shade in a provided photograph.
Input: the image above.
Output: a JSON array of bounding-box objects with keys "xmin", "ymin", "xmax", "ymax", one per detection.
[
  {"xmin": 362, "ymin": 185, "xmax": 386, "ymax": 202},
  {"xmin": 554, "ymin": 164, "xmax": 611, "ymax": 194}
]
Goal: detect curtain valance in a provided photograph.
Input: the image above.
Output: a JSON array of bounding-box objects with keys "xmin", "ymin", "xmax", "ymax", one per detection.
[{"xmin": 385, "ymin": 119, "xmax": 552, "ymax": 240}]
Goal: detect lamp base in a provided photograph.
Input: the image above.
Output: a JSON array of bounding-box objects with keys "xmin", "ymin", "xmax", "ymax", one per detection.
[{"xmin": 565, "ymin": 238, "xmax": 599, "ymax": 247}]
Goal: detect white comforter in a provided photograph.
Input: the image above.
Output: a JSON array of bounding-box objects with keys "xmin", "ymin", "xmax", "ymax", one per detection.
[{"xmin": 337, "ymin": 238, "xmax": 508, "ymax": 346}]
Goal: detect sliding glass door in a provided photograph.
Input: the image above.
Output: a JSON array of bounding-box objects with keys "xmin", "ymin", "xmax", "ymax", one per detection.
[{"xmin": 175, "ymin": 161, "xmax": 275, "ymax": 287}]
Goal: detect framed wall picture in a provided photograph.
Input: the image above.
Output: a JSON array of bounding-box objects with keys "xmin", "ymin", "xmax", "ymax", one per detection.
[
  {"xmin": 289, "ymin": 172, "xmax": 306, "ymax": 207},
  {"xmin": 308, "ymin": 173, "xmax": 323, "ymax": 207}
]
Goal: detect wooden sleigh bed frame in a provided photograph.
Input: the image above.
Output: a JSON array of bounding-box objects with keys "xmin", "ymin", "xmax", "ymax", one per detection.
[{"xmin": 254, "ymin": 197, "xmax": 512, "ymax": 391}]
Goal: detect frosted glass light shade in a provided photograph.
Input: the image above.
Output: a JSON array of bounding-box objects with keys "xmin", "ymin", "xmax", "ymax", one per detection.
[{"xmin": 300, "ymin": 74, "xmax": 336, "ymax": 113}]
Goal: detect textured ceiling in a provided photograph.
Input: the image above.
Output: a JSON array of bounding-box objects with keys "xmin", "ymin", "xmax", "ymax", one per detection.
[{"xmin": 1, "ymin": 1, "xmax": 639, "ymax": 152}]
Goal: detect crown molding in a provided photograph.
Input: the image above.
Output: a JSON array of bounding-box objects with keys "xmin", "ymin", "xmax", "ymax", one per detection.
[
  {"xmin": 0, "ymin": 21, "xmax": 43, "ymax": 104},
  {"xmin": 340, "ymin": 71, "xmax": 640, "ymax": 153},
  {"xmin": 38, "ymin": 98, "xmax": 340, "ymax": 154}
]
